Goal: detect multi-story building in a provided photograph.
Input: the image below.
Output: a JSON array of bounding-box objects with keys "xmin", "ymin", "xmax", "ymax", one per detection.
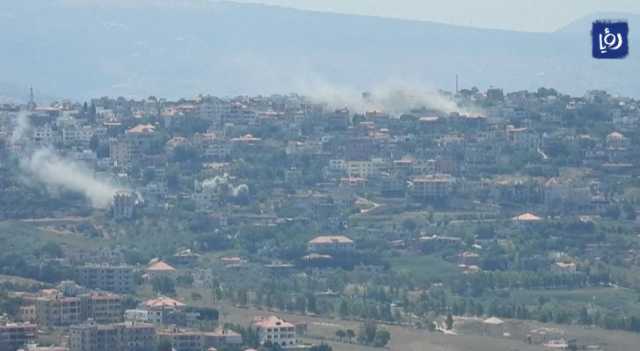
[
  {"xmin": 61, "ymin": 125, "xmax": 94, "ymax": 147},
  {"xmin": 18, "ymin": 305, "xmax": 37, "ymax": 324},
  {"xmin": 157, "ymin": 328, "xmax": 201, "ymax": 351},
  {"xmin": 140, "ymin": 297, "xmax": 186, "ymax": 325},
  {"xmin": 111, "ymin": 191, "xmax": 138, "ymax": 220},
  {"xmin": 29, "ymin": 290, "xmax": 82, "ymax": 327},
  {"xmin": 108, "ymin": 138, "xmax": 132, "ymax": 167},
  {"xmin": 252, "ymin": 316, "xmax": 297, "ymax": 348},
  {"xmin": 21, "ymin": 290, "xmax": 123, "ymax": 327},
  {"xmin": 82, "ymin": 293, "xmax": 124, "ymax": 324},
  {"xmin": 203, "ymin": 139, "xmax": 231, "ymax": 160},
  {"xmin": 31, "ymin": 124, "xmax": 57, "ymax": 145},
  {"xmin": 199, "ymin": 98, "xmax": 229, "ymax": 124},
  {"xmin": 157, "ymin": 327, "xmax": 242, "ymax": 351},
  {"xmin": 506, "ymin": 125, "xmax": 540, "ymax": 149},
  {"xmin": 69, "ymin": 320, "xmax": 155, "ymax": 351},
  {"xmin": 345, "ymin": 160, "xmax": 378, "ymax": 179},
  {"xmin": 0, "ymin": 322, "xmax": 37, "ymax": 351},
  {"xmin": 409, "ymin": 174, "xmax": 455, "ymax": 201},
  {"xmin": 76, "ymin": 264, "xmax": 135, "ymax": 293}
]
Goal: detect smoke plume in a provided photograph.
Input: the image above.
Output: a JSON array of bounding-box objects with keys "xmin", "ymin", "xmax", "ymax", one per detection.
[
  {"xmin": 201, "ymin": 174, "xmax": 248, "ymax": 198},
  {"xmin": 10, "ymin": 111, "xmax": 30, "ymax": 144},
  {"xmin": 21, "ymin": 149, "xmax": 118, "ymax": 208},
  {"xmin": 300, "ymin": 81, "xmax": 484, "ymax": 116},
  {"xmin": 11, "ymin": 111, "xmax": 119, "ymax": 208}
]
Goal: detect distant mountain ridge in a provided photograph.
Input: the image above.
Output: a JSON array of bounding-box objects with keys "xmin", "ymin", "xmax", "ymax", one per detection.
[
  {"xmin": 0, "ymin": 1, "xmax": 637, "ymax": 100},
  {"xmin": 556, "ymin": 12, "xmax": 640, "ymax": 33}
]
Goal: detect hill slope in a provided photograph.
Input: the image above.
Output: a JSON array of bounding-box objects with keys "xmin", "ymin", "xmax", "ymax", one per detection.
[{"xmin": 0, "ymin": 1, "xmax": 637, "ymax": 98}]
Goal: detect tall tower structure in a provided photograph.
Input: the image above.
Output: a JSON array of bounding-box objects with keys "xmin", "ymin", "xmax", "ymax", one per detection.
[{"xmin": 27, "ymin": 86, "xmax": 36, "ymax": 111}]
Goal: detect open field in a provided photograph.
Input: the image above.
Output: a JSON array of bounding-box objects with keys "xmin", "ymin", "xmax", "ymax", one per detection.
[
  {"xmin": 388, "ymin": 254, "xmax": 462, "ymax": 282},
  {"xmin": 509, "ymin": 287, "xmax": 640, "ymax": 315},
  {"xmin": 216, "ymin": 303, "xmax": 640, "ymax": 351},
  {"xmin": 164, "ymin": 283, "xmax": 640, "ymax": 351},
  {"xmin": 0, "ymin": 220, "xmax": 103, "ymax": 253},
  {"xmin": 214, "ymin": 304, "xmax": 547, "ymax": 351}
]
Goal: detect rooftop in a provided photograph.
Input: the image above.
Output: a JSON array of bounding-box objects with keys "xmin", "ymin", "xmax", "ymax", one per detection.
[
  {"xmin": 127, "ymin": 124, "xmax": 156, "ymax": 134},
  {"xmin": 146, "ymin": 259, "xmax": 177, "ymax": 272},
  {"xmin": 512, "ymin": 212, "xmax": 542, "ymax": 222},
  {"xmin": 143, "ymin": 296, "xmax": 186, "ymax": 309},
  {"xmin": 252, "ymin": 315, "xmax": 294, "ymax": 329},
  {"xmin": 309, "ymin": 235, "xmax": 354, "ymax": 245}
]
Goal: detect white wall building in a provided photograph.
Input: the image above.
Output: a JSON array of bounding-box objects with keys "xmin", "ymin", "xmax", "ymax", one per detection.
[{"xmin": 252, "ymin": 316, "xmax": 297, "ymax": 348}]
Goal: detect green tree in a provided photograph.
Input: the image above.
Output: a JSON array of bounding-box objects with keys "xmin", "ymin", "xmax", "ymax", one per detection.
[
  {"xmin": 151, "ymin": 276, "xmax": 176, "ymax": 295},
  {"xmin": 89, "ymin": 134, "xmax": 99, "ymax": 152},
  {"xmin": 346, "ymin": 329, "xmax": 356, "ymax": 343},
  {"xmin": 237, "ymin": 288, "xmax": 249, "ymax": 306},
  {"xmin": 142, "ymin": 168, "xmax": 156, "ymax": 184},
  {"xmin": 176, "ymin": 274, "xmax": 194, "ymax": 287},
  {"xmin": 373, "ymin": 329, "xmax": 391, "ymax": 347},
  {"xmin": 401, "ymin": 218, "xmax": 418, "ymax": 233},
  {"xmin": 38, "ymin": 241, "xmax": 64, "ymax": 258},
  {"xmin": 0, "ymin": 293, "xmax": 22, "ymax": 316},
  {"xmin": 604, "ymin": 205, "xmax": 621, "ymax": 219},
  {"xmin": 309, "ymin": 344, "xmax": 333, "ymax": 351},
  {"xmin": 445, "ymin": 313, "xmax": 454, "ymax": 330},
  {"xmin": 358, "ymin": 321, "xmax": 378, "ymax": 345},
  {"xmin": 339, "ymin": 300, "xmax": 349, "ymax": 318},
  {"xmin": 623, "ymin": 202, "xmax": 637, "ymax": 220},
  {"xmin": 157, "ymin": 339, "xmax": 172, "ymax": 351},
  {"xmin": 306, "ymin": 293, "xmax": 318, "ymax": 314}
]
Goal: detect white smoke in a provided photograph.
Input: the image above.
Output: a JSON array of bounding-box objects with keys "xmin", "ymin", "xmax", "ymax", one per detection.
[
  {"xmin": 300, "ymin": 81, "xmax": 484, "ymax": 116},
  {"xmin": 202, "ymin": 176, "xmax": 228, "ymax": 191},
  {"xmin": 201, "ymin": 174, "xmax": 248, "ymax": 198},
  {"xmin": 11, "ymin": 111, "xmax": 119, "ymax": 208},
  {"xmin": 21, "ymin": 149, "xmax": 118, "ymax": 208},
  {"xmin": 231, "ymin": 183, "xmax": 249, "ymax": 197},
  {"xmin": 10, "ymin": 111, "xmax": 30, "ymax": 144}
]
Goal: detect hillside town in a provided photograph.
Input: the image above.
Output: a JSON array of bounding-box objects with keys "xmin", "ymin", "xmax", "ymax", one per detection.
[{"xmin": 1, "ymin": 86, "xmax": 640, "ymax": 351}]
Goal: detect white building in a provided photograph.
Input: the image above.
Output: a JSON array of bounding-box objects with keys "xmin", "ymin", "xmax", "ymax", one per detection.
[
  {"xmin": 141, "ymin": 296, "xmax": 186, "ymax": 324},
  {"xmin": 124, "ymin": 309, "xmax": 150, "ymax": 323},
  {"xmin": 329, "ymin": 159, "xmax": 385, "ymax": 179},
  {"xmin": 252, "ymin": 316, "xmax": 297, "ymax": 348}
]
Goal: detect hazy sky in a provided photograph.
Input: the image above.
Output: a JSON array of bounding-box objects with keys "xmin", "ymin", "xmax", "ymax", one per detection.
[{"xmin": 231, "ymin": 0, "xmax": 640, "ymax": 32}]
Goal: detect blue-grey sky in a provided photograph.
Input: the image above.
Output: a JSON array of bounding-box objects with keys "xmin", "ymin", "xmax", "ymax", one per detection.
[{"xmin": 232, "ymin": 0, "xmax": 640, "ymax": 32}]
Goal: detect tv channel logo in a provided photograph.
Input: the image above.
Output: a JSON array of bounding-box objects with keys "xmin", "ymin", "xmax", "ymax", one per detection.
[{"xmin": 592, "ymin": 21, "xmax": 629, "ymax": 59}]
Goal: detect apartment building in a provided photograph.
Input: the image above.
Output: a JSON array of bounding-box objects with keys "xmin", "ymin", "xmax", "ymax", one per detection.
[
  {"xmin": 28, "ymin": 291, "xmax": 82, "ymax": 327},
  {"xmin": 0, "ymin": 322, "xmax": 37, "ymax": 351},
  {"xmin": 76, "ymin": 264, "xmax": 135, "ymax": 293},
  {"xmin": 82, "ymin": 293, "xmax": 124, "ymax": 324},
  {"xmin": 409, "ymin": 174, "xmax": 456, "ymax": 201},
  {"xmin": 21, "ymin": 290, "xmax": 123, "ymax": 327},
  {"xmin": 157, "ymin": 327, "xmax": 242, "ymax": 351},
  {"xmin": 141, "ymin": 297, "xmax": 186, "ymax": 324},
  {"xmin": 69, "ymin": 320, "xmax": 155, "ymax": 351}
]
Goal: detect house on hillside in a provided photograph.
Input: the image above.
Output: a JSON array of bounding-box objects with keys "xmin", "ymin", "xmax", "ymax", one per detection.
[
  {"xmin": 307, "ymin": 235, "xmax": 355, "ymax": 255},
  {"xmin": 144, "ymin": 259, "xmax": 177, "ymax": 280}
]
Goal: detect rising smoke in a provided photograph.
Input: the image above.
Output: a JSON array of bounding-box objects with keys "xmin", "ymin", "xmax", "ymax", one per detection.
[
  {"xmin": 300, "ymin": 80, "xmax": 484, "ymax": 116},
  {"xmin": 11, "ymin": 111, "xmax": 119, "ymax": 208},
  {"xmin": 201, "ymin": 174, "xmax": 248, "ymax": 197},
  {"xmin": 10, "ymin": 111, "xmax": 31, "ymax": 144}
]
